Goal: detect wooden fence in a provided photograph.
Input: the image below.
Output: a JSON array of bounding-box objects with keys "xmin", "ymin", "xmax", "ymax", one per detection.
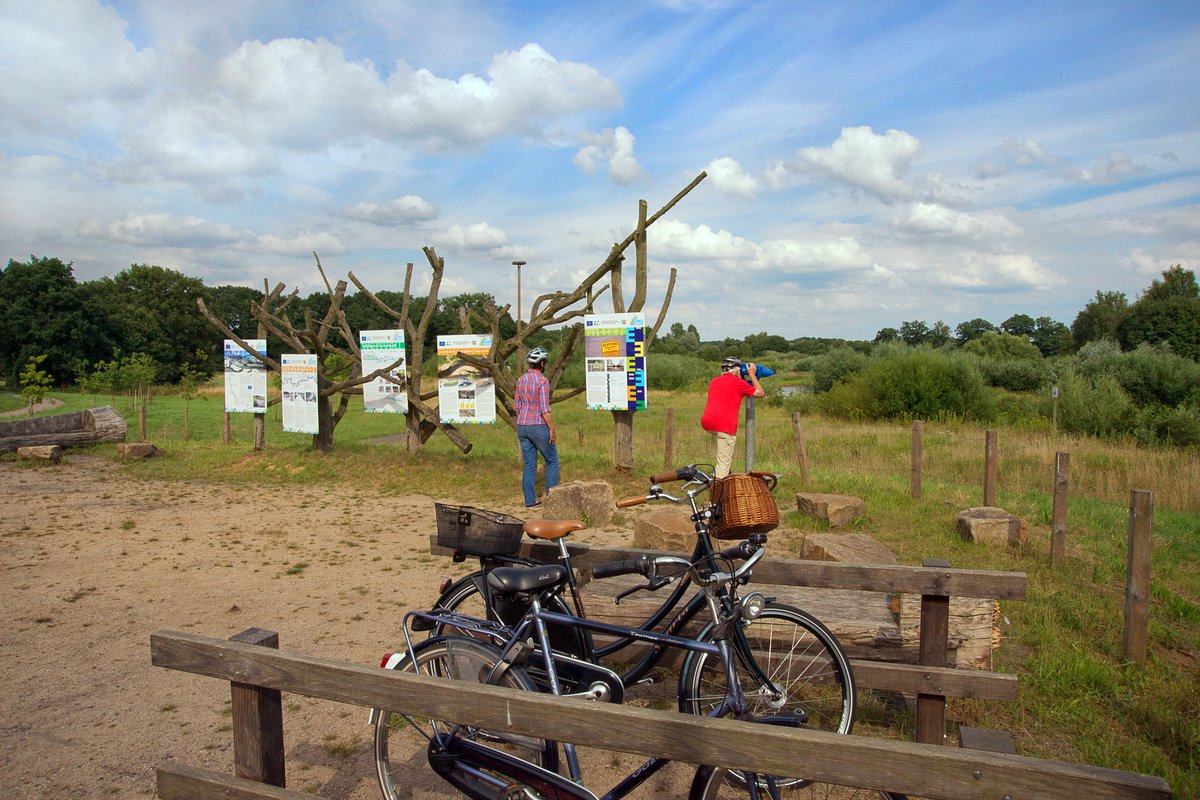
[{"xmin": 151, "ymin": 628, "xmax": 1172, "ymax": 800}]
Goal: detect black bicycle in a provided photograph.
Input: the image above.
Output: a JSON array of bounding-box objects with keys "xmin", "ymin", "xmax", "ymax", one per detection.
[
  {"xmin": 372, "ymin": 541, "xmax": 904, "ymax": 799},
  {"xmin": 424, "ymin": 465, "xmax": 856, "ymax": 731}
]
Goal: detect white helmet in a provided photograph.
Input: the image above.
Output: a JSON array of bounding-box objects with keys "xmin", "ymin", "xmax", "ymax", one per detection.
[{"xmin": 527, "ymin": 347, "xmax": 549, "ymax": 364}]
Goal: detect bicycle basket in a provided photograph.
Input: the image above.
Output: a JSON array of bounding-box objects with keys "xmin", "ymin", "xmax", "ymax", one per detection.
[
  {"xmin": 708, "ymin": 472, "xmax": 780, "ymax": 539},
  {"xmin": 434, "ymin": 504, "xmax": 525, "ymax": 556}
]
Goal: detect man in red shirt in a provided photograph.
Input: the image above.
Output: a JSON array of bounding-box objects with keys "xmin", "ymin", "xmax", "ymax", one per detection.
[{"xmin": 700, "ymin": 356, "xmax": 764, "ymax": 478}]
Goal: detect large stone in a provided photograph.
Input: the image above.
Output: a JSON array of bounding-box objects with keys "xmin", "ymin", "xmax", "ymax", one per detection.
[
  {"xmin": 631, "ymin": 508, "xmax": 696, "ymax": 552},
  {"xmin": 16, "ymin": 445, "xmax": 62, "ymax": 463},
  {"xmin": 117, "ymin": 442, "xmax": 159, "ymax": 459},
  {"xmin": 795, "ymin": 493, "xmax": 865, "ymax": 527},
  {"xmin": 543, "ymin": 480, "xmax": 615, "ymax": 527},
  {"xmin": 799, "ymin": 532, "xmax": 897, "ymax": 565},
  {"xmin": 956, "ymin": 507, "xmax": 1027, "ymax": 547}
]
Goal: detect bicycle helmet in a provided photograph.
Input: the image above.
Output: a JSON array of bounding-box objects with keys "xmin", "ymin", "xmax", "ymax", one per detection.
[
  {"xmin": 527, "ymin": 347, "xmax": 549, "ymax": 364},
  {"xmin": 721, "ymin": 356, "xmax": 742, "ymax": 372}
]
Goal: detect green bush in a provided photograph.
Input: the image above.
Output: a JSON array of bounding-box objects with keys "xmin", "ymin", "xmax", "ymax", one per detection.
[
  {"xmin": 646, "ymin": 353, "xmax": 712, "ymax": 391},
  {"xmin": 817, "ymin": 348, "xmax": 994, "ymax": 422},
  {"xmin": 1135, "ymin": 404, "xmax": 1200, "ymax": 448},
  {"xmin": 974, "ymin": 356, "xmax": 1050, "ymax": 392},
  {"xmin": 1056, "ymin": 369, "xmax": 1135, "ymax": 437},
  {"xmin": 810, "ymin": 345, "xmax": 870, "ymax": 393}
]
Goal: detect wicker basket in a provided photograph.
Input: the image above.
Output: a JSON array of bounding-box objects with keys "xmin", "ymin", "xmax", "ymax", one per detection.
[
  {"xmin": 434, "ymin": 503, "xmax": 525, "ymax": 556},
  {"xmin": 709, "ymin": 472, "xmax": 780, "ymax": 539}
]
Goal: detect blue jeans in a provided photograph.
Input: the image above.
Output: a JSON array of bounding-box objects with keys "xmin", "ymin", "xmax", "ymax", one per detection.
[{"xmin": 517, "ymin": 424, "xmax": 559, "ymax": 507}]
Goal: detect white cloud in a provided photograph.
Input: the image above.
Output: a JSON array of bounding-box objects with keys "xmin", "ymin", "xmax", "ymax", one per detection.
[
  {"xmin": 79, "ymin": 213, "xmax": 250, "ymax": 247},
  {"xmin": 435, "ymin": 222, "xmax": 512, "ymax": 253},
  {"xmin": 766, "ymin": 126, "xmax": 920, "ymax": 204},
  {"xmin": 574, "ymin": 126, "xmax": 645, "ymax": 184},
  {"xmin": 705, "ymin": 156, "xmax": 759, "ymax": 199},
  {"xmin": 338, "ymin": 196, "xmax": 439, "ymax": 225},
  {"xmin": 258, "ymin": 231, "xmax": 345, "ymax": 257},
  {"xmin": 1063, "ymin": 151, "xmax": 1143, "ymax": 185},
  {"xmin": 649, "ymin": 219, "xmax": 872, "ymax": 273},
  {"xmin": 999, "ymin": 137, "xmax": 1052, "ymax": 166},
  {"xmin": 893, "ymin": 203, "xmax": 1022, "ymax": 239},
  {"xmin": 939, "ymin": 252, "xmax": 1063, "ymax": 290}
]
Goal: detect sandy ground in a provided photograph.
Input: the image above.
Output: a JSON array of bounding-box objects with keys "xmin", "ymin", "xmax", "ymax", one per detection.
[{"xmin": 0, "ymin": 453, "xmax": 685, "ymax": 799}]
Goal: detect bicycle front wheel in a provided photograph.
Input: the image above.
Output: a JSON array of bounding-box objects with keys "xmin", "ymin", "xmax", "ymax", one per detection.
[
  {"xmin": 679, "ymin": 603, "xmax": 855, "ymax": 735},
  {"xmin": 689, "ymin": 766, "xmax": 907, "ymax": 800},
  {"xmin": 373, "ymin": 636, "xmax": 559, "ymax": 800}
]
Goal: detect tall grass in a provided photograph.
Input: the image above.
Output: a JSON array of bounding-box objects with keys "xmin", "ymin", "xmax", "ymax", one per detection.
[{"xmin": 8, "ymin": 385, "xmax": 1198, "ymax": 797}]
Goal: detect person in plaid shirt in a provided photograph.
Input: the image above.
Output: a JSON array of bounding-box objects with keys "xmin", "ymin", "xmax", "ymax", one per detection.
[{"xmin": 514, "ymin": 347, "xmax": 559, "ymax": 507}]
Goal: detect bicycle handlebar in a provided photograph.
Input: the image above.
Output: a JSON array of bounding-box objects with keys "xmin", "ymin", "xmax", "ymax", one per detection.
[
  {"xmin": 591, "ymin": 554, "xmax": 655, "ymax": 580},
  {"xmin": 615, "ymin": 495, "xmax": 647, "ymax": 508}
]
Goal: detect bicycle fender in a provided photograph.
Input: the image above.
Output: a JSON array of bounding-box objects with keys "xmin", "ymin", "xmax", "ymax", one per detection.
[{"xmin": 368, "ymin": 651, "xmax": 410, "ymax": 725}]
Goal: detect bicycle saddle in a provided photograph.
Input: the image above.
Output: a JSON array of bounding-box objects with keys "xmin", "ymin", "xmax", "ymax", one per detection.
[
  {"xmin": 523, "ymin": 519, "xmax": 587, "ymax": 540},
  {"xmin": 486, "ymin": 564, "xmax": 568, "ymax": 594}
]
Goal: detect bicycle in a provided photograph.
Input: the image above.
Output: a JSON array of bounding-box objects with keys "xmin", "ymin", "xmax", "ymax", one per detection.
[
  {"xmin": 372, "ymin": 544, "xmax": 905, "ymax": 800},
  {"xmin": 425, "ymin": 465, "xmax": 856, "ymax": 732}
]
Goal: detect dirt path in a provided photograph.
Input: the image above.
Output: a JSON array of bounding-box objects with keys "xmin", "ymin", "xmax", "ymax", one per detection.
[{"xmin": 0, "ymin": 454, "xmax": 674, "ymax": 799}]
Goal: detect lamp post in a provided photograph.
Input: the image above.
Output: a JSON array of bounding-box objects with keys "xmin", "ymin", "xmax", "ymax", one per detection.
[{"xmin": 512, "ymin": 260, "xmax": 526, "ymax": 334}]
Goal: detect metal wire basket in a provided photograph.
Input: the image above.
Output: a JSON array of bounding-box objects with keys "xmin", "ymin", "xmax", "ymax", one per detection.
[{"xmin": 434, "ymin": 503, "xmax": 525, "ymax": 556}]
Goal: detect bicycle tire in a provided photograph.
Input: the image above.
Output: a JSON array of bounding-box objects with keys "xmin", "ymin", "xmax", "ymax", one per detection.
[
  {"xmin": 373, "ymin": 636, "xmax": 559, "ymax": 800},
  {"xmin": 678, "ymin": 603, "xmax": 856, "ymax": 792},
  {"xmin": 689, "ymin": 766, "xmax": 907, "ymax": 800}
]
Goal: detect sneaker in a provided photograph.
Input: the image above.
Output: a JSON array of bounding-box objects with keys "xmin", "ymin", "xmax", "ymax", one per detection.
[{"xmin": 526, "ymin": 501, "xmax": 542, "ymax": 509}]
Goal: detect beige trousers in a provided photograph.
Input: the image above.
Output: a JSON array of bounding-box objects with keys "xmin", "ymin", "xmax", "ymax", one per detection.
[{"xmin": 714, "ymin": 431, "xmax": 737, "ymax": 478}]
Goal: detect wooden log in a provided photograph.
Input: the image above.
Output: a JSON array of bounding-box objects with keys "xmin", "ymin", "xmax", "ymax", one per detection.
[
  {"xmin": 15, "ymin": 445, "xmax": 62, "ymax": 463},
  {"xmin": 0, "ymin": 406, "xmax": 126, "ymax": 452}
]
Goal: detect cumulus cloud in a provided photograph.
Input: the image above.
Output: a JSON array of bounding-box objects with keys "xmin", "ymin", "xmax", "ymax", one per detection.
[
  {"xmin": 435, "ymin": 221, "xmax": 511, "ymax": 253},
  {"xmin": 939, "ymin": 252, "xmax": 1063, "ymax": 290},
  {"xmin": 258, "ymin": 230, "xmax": 345, "ymax": 256},
  {"xmin": 1063, "ymin": 151, "xmax": 1143, "ymax": 184},
  {"xmin": 574, "ymin": 126, "xmax": 645, "ymax": 184},
  {"xmin": 765, "ymin": 126, "xmax": 920, "ymax": 204},
  {"xmin": 704, "ymin": 156, "xmax": 758, "ymax": 199},
  {"xmin": 649, "ymin": 219, "xmax": 872, "ymax": 273},
  {"xmin": 79, "ymin": 213, "xmax": 250, "ymax": 247},
  {"xmin": 999, "ymin": 137, "xmax": 1051, "ymax": 166},
  {"xmin": 892, "ymin": 203, "xmax": 1022, "ymax": 239},
  {"xmin": 338, "ymin": 196, "xmax": 439, "ymax": 226}
]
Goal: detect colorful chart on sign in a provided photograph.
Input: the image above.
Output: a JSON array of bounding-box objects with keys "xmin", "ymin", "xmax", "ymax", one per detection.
[
  {"xmin": 583, "ymin": 313, "xmax": 647, "ymax": 411},
  {"xmin": 223, "ymin": 339, "xmax": 268, "ymax": 414},
  {"xmin": 281, "ymin": 354, "xmax": 320, "ymax": 434},
  {"xmin": 359, "ymin": 329, "xmax": 408, "ymax": 414},
  {"xmin": 436, "ymin": 334, "xmax": 496, "ymax": 424}
]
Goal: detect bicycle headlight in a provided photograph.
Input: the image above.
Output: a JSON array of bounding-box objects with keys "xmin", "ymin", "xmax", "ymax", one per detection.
[{"xmin": 740, "ymin": 591, "xmax": 766, "ymax": 621}]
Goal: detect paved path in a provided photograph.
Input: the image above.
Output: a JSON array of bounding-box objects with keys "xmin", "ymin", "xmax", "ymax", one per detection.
[{"xmin": 0, "ymin": 396, "xmax": 65, "ymax": 418}]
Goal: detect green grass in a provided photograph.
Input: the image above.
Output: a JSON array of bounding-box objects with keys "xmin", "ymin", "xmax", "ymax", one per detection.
[{"xmin": 14, "ymin": 385, "xmax": 1200, "ymax": 797}]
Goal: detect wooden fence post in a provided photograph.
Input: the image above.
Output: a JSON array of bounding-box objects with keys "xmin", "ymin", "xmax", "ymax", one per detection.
[
  {"xmin": 1051, "ymin": 452, "xmax": 1070, "ymax": 567},
  {"xmin": 983, "ymin": 430, "xmax": 998, "ymax": 506},
  {"xmin": 223, "ymin": 412, "xmax": 231, "ymax": 445},
  {"xmin": 791, "ymin": 413, "xmax": 810, "ymax": 483},
  {"xmin": 910, "ymin": 420, "xmax": 923, "ymax": 499},
  {"xmin": 663, "ymin": 407, "xmax": 675, "ymax": 469},
  {"xmin": 229, "ymin": 628, "xmax": 286, "ymax": 787},
  {"xmin": 1123, "ymin": 490, "xmax": 1153, "ymax": 664},
  {"xmin": 916, "ymin": 559, "xmax": 950, "ymax": 745}
]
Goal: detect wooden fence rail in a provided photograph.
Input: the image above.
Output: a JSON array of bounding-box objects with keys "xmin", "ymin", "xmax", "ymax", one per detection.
[{"xmin": 150, "ymin": 629, "xmax": 1171, "ymax": 800}]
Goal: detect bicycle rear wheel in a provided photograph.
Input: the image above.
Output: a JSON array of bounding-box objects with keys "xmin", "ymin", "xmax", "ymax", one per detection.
[
  {"xmin": 689, "ymin": 766, "xmax": 906, "ymax": 800},
  {"xmin": 373, "ymin": 636, "xmax": 559, "ymax": 800}
]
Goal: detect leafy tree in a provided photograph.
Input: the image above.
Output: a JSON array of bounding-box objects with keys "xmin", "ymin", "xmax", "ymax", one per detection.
[
  {"xmin": 81, "ymin": 264, "xmax": 212, "ymax": 384},
  {"xmin": 1031, "ymin": 316, "xmax": 1073, "ymax": 357},
  {"xmin": 873, "ymin": 327, "xmax": 899, "ymax": 344},
  {"xmin": 1071, "ymin": 290, "xmax": 1129, "ymax": 348},
  {"xmin": 962, "ymin": 332, "xmax": 1042, "ymax": 360},
  {"xmin": 1117, "ymin": 266, "xmax": 1200, "ymax": 360},
  {"xmin": 746, "ymin": 331, "xmax": 788, "ymax": 356},
  {"xmin": 0, "ymin": 256, "xmax": 102, "ymax": 387},
  {"xmin": 899, "ymin": 320, "xmax": 930, "ymax": 346},
  {"xmin": 1000, "ymin": 313, "xmax": 1036, "ymax": 340},
  {"xmin": 928, "ymin": 321, "xmax": 952, "ymax": 348},
  {"xmin": 19, "ymin": 354, "xmax": 53, "ymax": 417},
  {"xmin": 954, "ymin": 317, "xmax": 997, "ymax": 345}
]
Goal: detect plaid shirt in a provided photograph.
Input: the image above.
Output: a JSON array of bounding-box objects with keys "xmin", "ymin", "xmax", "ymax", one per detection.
[{"xmin": 514, "ymin": 369, "xmax": 551, "ymax": 425}]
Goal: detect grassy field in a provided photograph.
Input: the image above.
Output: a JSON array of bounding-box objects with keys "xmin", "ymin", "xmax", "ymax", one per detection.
[{"xmin": 7, "ymin": 386, "xmax": 1198, "ymax": 796}]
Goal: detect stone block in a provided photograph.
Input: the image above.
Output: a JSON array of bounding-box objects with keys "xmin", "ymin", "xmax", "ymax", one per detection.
[
  {"xmin": 117, "ymin": 442, "xmax": 159, "ymax": 459},
  {"xmin": 543, "ymin": 480, "xmax": 615, "ymax": 527},
  {"xmin": 16, "ymin": 445, "xmax": 62, "ymax": 463},
  {"xmin": 799, "ymin": 532, "xmax": 897, "ymax": 564},
  {"xmin": 795, "ymin": 493, "xmax": 865, "ymax": 527},
  {"xmin": 632, "ymin": 508, "xmax": 696, "ymax": 552},
  {"xmin": 956, "ymin": 507, "xmax": 1027, "ymax": 547}
]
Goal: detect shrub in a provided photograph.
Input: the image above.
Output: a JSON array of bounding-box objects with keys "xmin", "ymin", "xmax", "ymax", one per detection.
[
  {"xmin": 817, "ymin": 348, "xmax": 994, "ymax": 422},
  {"xmin": 1056, "ymin": 369, "xmax": 1135, "ymax": 438},
  {"xmin": 810, "ymin": 346, "xmax": 870, "ymax": 393},
  {"xmin": 646, "ymin": 353, "xmax": 712, "ymax": 391},
  {"xmin": 1135, "ymin": 404, "xmax": 1200, "ymax": 448},
  {"xmin": 975, "ymin": 356, "xmax": 1050, "ymax": 392}
]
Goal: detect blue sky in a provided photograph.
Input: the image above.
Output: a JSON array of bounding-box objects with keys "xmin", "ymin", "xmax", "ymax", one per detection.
[{"xmin": 2, "ymin": 0, "xmax": 1198, "ymax": 341}]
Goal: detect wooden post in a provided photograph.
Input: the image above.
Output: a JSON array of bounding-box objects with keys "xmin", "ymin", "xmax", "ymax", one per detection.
[
  {"xmin": 612, "ymin": 409, "xmax": 634, "ymax": 477},
  {"xmin": 1051, "ymin": 452, "xmax": 1070, "ymax": 567},
  {"xmin": 1051, "ymin": 385, "xmax": 1059, "ymax": 437},
  {"xmin": 791, "ymin": 413, "xmax": 810, "ymax": 483},
  {"xmin": 663, "ymin": 408, "xmax": 675, "ymax": 469},
  {"xmin": 983, "ymin": 430, "xmax": 998, "ymax": 506},
  {"xmin": 916, "ymin": 559, "xmax": 950, "ymax": 745},
  {"xmin": 253, "ymin": 321, "xmax": 266, "ymax": 451},
  {"xmin": 138, "ymin": 402, "xmax": 147, "ymax": 441},
  {"xmin": 223, "ymin": 412, "xmax": 231, "ymax": 445},
  {"xmin": 1123, "ymin": 490, "xmax": 1153, "ymax": 664},
  {"xmin": 229, "ymin": 628, "xmax": 286, "ymax": 787},
  {"xmin": 910, "ymin": 420, "xmax": 923, "ymax": 499}
]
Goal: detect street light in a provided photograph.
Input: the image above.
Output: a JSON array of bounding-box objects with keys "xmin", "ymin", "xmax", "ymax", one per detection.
[{"xmin": 512, "ymin": 260, "xmax": 526, "ymax": 334}]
